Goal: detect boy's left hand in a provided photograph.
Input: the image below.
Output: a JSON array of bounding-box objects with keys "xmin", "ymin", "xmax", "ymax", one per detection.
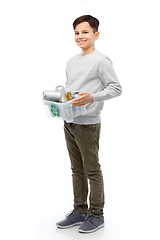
[{"xmin": 72, "ymin": 92, "xmax": 93, "ymax": 106}]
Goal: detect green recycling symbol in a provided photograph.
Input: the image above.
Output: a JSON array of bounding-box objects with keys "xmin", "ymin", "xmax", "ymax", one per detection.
[{"xmin": 50, "ymin": 102, "xmax": 60, "ymax": 117}]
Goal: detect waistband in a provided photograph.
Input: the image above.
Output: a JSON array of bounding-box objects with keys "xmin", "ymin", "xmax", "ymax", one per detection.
[{"xmin": 71, "ymin": 114, "xmax": 101, "ymax": 125}]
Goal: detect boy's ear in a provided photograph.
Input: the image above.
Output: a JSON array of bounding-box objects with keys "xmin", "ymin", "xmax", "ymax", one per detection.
[{"xmin": 95, "ymin": 32, "xmax": 100, "ymax": 40}]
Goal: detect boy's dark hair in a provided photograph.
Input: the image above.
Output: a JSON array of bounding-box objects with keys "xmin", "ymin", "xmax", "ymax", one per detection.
[{"xmin": 73, "ymin": 15, "xmax": 99, "ymax": 33}]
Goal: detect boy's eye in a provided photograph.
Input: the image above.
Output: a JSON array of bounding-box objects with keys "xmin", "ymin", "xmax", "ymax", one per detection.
[{"xmin": 75, "ymin": 31, "xmax": 88, "ymax": 35}]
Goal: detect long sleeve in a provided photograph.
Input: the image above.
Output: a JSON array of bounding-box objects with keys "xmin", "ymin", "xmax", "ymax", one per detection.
[{"xmin": 92, "ymin": 58, "xmax": 122, "ymax": 102}]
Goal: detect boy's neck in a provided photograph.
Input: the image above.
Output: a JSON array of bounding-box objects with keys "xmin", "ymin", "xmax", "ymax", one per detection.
[{"xmin": 81, "ymin": 46, "xmax": 96, "ymax": 56}]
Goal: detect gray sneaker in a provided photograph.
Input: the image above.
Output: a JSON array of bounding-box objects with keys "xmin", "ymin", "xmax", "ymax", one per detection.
[
  {"xmin": 56, "ymin": 211, "xmax": 87, "ymax": 229},
  {"xmin": 78, "ymin": 214, "xmax": 104, "ymax": 233}
]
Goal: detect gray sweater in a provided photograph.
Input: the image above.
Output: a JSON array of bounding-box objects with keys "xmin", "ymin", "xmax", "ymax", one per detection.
[{"xmin": 65, "ymin": 50, "xmax": 122, "ymax": 124}]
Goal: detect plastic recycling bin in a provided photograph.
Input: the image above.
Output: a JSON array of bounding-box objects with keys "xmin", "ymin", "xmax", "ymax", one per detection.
[{"xmin": 42, "ymin": 99, "xmax": 86, "ymax": 123}]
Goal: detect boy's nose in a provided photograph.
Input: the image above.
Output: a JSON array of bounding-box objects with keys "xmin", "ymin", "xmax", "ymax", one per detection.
[{"xmin": 78, "ymin": 33, "xmax": 83, "ymax": 38}]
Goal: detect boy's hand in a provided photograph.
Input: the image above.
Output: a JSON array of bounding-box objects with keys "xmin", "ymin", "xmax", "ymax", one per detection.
[{"xmin": 72, "ymin": 92, "xmax": 93, "ymax": 106}]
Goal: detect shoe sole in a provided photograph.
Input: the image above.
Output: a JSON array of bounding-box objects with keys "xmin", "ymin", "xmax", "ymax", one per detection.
[
  {"xmin": 56, "ymin": 221, "xmax": 84, "ymax": 229},
  {"xmin": 78, "ymin": 223, "xmax": 105, "ymax": 233}
]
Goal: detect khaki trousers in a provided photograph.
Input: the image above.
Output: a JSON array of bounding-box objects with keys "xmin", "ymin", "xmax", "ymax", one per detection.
[{"xmin": 64, "ymin": 121, "xmax": 104, "ymax": 218}]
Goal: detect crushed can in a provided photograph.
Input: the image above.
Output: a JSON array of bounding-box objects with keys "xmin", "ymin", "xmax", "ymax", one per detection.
[
  {"xmin": 55, "ymin": 85, "xmax": 68, "ymax": 102},
  {"xmin": 71, "ymin": 91, "xmax": 80, "ymax": 99}
]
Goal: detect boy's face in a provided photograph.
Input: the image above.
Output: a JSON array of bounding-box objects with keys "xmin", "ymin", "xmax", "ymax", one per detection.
[{"xmin": 74, "ymin": 22, "xmax": 99, "ymax": 53}]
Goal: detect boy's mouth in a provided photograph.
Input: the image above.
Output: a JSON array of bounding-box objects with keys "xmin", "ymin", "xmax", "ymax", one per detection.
[{"xmin": 78, "ymin": 40, "xmax": 87, "ymax": 44}]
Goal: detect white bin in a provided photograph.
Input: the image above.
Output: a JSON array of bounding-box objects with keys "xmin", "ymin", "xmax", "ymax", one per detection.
[{"xmin": 42, "ymin": 99, "xmax": 86, "ymax": 123}]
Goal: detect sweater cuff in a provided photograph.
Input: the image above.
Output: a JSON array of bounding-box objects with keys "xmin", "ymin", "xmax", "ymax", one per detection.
[{"xmin": 92, "ymin": 93, "xmax": 101, "ymax": 102}]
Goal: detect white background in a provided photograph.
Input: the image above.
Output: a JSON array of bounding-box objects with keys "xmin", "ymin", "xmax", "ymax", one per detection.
[{"xmin": 0, "ymin": 0, "xmax": 160, "ymax": 239}]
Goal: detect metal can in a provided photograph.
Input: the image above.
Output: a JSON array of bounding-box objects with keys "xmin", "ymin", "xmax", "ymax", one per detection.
[
  {"xmin": 43, "ymin": 90, "xmax": 61, "ymax": 102},
  {"xmin": 71, "ymin": 91, "xmax": 80, "ymax": 99},
  {"xmin": 55, "ymin": 85, "xmax": 67, "ymax": 102}
]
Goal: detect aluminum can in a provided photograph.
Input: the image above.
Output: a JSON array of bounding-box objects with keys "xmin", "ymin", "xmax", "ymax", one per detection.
[
  {"xmin": 55, "ymin": 85, "xmax": 67, "ymax": 102},
  {"xmin": 43, "ymin": 90, "xmax": 61, "ymax": 102},
  {"xmin": 71, "ymin": 91, "xmax": 80, "ymax": 99}
]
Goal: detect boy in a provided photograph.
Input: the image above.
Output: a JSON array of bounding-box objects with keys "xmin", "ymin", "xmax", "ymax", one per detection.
[{"xmin": 56, "ymin": 15, "xmax": 122, "ymax": 233}]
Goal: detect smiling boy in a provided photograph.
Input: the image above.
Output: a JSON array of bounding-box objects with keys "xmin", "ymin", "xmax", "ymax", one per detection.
[{"xmin": 56, "ymin": 15, "xmax": 122, "ymax": 233}]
